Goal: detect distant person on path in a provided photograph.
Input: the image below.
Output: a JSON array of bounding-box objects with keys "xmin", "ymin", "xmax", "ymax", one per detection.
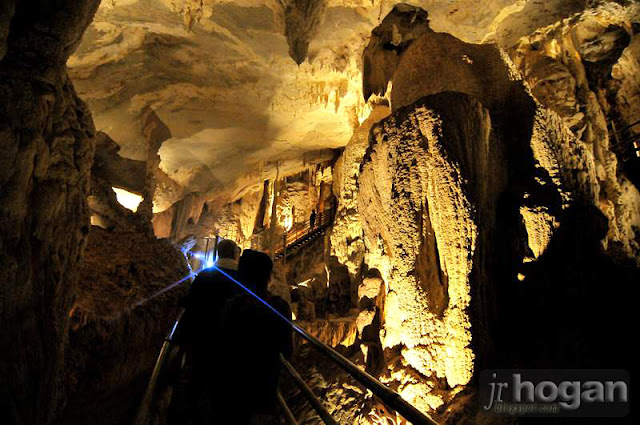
[
  {"xmin": 217, "ymin": 249, "xmax": 293, "ymax": 424},
  {"xmin": 309, "ymin": 209, "xmax": 317, "ymax": 231},
  {"xmin": 177, "ymin": 239, "xmax": 241, "ymax": 424}
]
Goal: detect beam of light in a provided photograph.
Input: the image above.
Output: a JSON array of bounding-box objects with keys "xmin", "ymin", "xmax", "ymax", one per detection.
[
  {"xmin": 127, "ymin": 262, "xmax": 302, "ymax": 335},
  {"xmin": 190, "ymin": 251, "xmax": 215, "ymax": 268},
  {"xmin": 128, "ymin": 252, "xmax": 220, "ymax": 312},
  {"xmin": 192, "ymin": 252, "xmax": 206, "ymax": 261},
  {"xmin": 130, "ymin": 265, "xmax": 207, "ymax": 310},
  {"xmin": 112, "ymin": 187, "xmax": 143, "ymax": 212},
  {"xmin": 211, "ymin": 266, "xmax": 304, "ymax": 333}
]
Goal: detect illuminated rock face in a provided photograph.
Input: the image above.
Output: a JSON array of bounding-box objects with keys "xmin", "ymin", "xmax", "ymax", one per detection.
[
  {"xmin": 359, "ymin": 93, "xmax": 495, "ymax": 411},
  {"xmin": 330, "ymin": 105, "xmax": 389, "ymax": 278},
  {"xmin": 362, "ymin": 4, "xmax": 432, "ymax": 100},
  {"xmin": 509, "ymin": 2, "xmax": 640, "ymax": 261},
  {"xmin": 66, "ymin": 0, "xmax": 599, "ymax": 217},
  {"xmin": 0, "ymin": 2, "xmax": 100, "ymax": 424},
  {"xmin": 67, "ymin": 0, "xmax": 371, "ymax": 209},
  {"xmin": 352, "ymin": 6, "xmax": 639, "ymax": 411},
  {"xmin": 89, "ymin": 132, "xmax": 147, "ymax": 230}
]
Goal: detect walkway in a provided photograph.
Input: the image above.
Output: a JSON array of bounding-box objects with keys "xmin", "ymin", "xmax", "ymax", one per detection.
[{"xmin": 134, "ymin": 267, "xmax": 439, "ymax": 425}]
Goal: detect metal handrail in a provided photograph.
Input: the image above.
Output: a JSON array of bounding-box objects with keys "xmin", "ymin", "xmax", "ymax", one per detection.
[
  {"xmin": 613, "ymin": 118, "xmax": 640, "ymax": 135},
  {"xmin": 134, "ymin": 309, "xmax": 185, "ymax": 425},
  {"xmin": 137, "ymin": 251, "xmax": 439, "ymax": 425},
  {"xmin": 281, "ymin": 355, "xmax": 339, "ymax": 425},
  {"xmin": 275, "ymin": 208, "xmax": 335, "ymax": 255},
  {"xmin": 286, "ymin": 322, "xmax": 438, "ymax": 425},
  {"xmin": 610, "ymin": 120, "xmax": 640, "ymax": 162},
  {"xmin": 277, "ymin": 390, "xmax": 299, "ymax": 425}
]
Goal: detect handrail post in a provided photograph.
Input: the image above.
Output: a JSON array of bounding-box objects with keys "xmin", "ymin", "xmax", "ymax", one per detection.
[
  {"xmin": 281, "ymin": 355, "xmax": 339, "ymax": 425},
  {"xmin": 134, "ymin": 309, "xmax": 184, "ymax": 425},
  {"xmin": 283, "ymin": 228, "xmax": 287, "ymax": 266},
  {"xmin": 277, "ymin": 390, "xmax": 299, "ymax": 425},
  {"xmin": 289, "ymin": 323, "xmax": 438, "ymax": 425}
]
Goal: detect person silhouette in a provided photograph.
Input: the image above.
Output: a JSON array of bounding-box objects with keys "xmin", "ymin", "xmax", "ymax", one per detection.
[
  {"xmin": 216, "ymin": 250, "xmax": 293, "ymax": 424},
  {"xmin": 177, "ymin": 239, "xmax": 241, "ymax": 424},
  {"xmin": 309, "ymin": 209, "xmax": 317, "ymax": 232}
]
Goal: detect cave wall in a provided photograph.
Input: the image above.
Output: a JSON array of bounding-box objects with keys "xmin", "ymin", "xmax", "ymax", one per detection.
[
  {"xmin": 358, "ymin": 93, "xmax": 492, "ymax": 412},
  {"xmin": 509, "ymin": 2, "xmax": 640, "ymax": 260},
  {"xmin": 326, "ymin": 3, "xmax": 640, "ymax": 418},
  {"xmin": 158, "ymin": 157, "xmax": 336, "ymax": 256},
  {"xmin": 330, "ymin": 105, "xmax": 390, "ymax": 279},
  {"xmin": 89, "ymin": 131, "xmax": 148, "ymax": 231},
  {"xmin": 0, "ymin": 1, "xmax": 100, "ymax": 424},
  {"xmin": 63, "ymin": 226, "xmax": 189, "ymax": 425},
  {"xmin": 67, "ymin": 117, "xmax": 191, "ymax": 425}
]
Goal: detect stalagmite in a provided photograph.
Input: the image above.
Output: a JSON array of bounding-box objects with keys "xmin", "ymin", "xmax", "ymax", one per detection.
[
  {"xmin": 1, "ymin": 1, "xmax": 638, "ymax": 424},
  {"xmin": 330, "ymin": 105, "xmax": 390, "ymax": 278}
]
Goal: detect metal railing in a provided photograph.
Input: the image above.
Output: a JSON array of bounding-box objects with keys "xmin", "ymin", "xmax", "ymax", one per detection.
[
  {"xmin": 281, "ymin": 321, "xmax": 438, "ymax": 425},
  {"xmin": 136, "ymin": 261, "xmax": 439, "ymax": 425},
  {"xmin": 274, "ymin": 208, "xmax": 335, "ymax": 256},
  {"xmin": 134, "ymin": 309, "xmax": 185, "ymax": 425},
  {"xmin": 281, "ymin": 355, "xmax": 339, "ymax": 425},
  {"xmin": 277, "ymin": 390, "xmax": 299, "ymax": 425},
  {"xmin": 611, "ymin": 119, "xmax": 640, "ymax": 161}
]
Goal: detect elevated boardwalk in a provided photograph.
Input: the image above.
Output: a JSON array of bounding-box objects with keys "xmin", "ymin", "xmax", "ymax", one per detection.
[{"xmin": 274, "ymin": 208, "xmax": 335, "ymax": 261}]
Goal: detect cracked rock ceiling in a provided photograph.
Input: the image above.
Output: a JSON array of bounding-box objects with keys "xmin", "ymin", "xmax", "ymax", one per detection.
[{"xmin": 68, "ymin": 0, "xmax": 590, "ymax": 210}]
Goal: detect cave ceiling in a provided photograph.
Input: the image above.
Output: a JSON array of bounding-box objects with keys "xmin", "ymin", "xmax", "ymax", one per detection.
[{"xmin": 68, "ymin": 0, "xmax": 589, "ymax": 206}]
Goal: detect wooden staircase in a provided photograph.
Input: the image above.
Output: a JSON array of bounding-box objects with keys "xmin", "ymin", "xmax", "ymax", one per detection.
[{"xmin": 274, "ymin": 208, "xmax": 335, "ymax": 260}]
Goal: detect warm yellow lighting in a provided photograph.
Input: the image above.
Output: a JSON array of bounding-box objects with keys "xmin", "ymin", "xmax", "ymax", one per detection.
[
  {"xmin": 297, "ymin": 278, "xmax": 312, "ymax": 288},
  {"xmin": 279, "ymin": 206, "xmax": 294, "ymax": 231},
  {"xmin": 283, "ymin": 214, "xmax": 293, "ymax": 230},
  {"xmin": 112, "ymin": 187, "xmax": 143, "ymax": 212}
]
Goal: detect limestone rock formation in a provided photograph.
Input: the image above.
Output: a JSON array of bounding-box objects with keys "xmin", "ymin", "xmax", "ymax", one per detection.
[
  {"xmin": 353, "ymin": 5, "xmax": 639, "ymax": 415},
  {"xmin": 489, "ymin": 0, "xmax": 590, "ymax": 48},
  {"xmin": 281, "ymin": 0, "xmax": 328, "ymax": 64},
  {"xmin": 138, "ymin": 107, "xmax": 172, "ymax": 224},
  {"xmin": 0, "ymin": 2, "xmax": 100, "ymax": 424},
  {"xmin": 63, "ymin": 226, "xmax": 189, "ymax": 425},
  {"xmin": 359, "ymin": 93, "xmax": 492, "ymax": 412},
  {"xmin": 614, "ymin": 33, "xmax": 640, "ymax": 134},
  {"xmin": 362, "ymin": 3, "xmax": 432, "ymax": 100},
  {"xmin": 509, "ymin": 1, "xmax": 640, "ymax": 260},
  {"xmin": 356, "ymin": 270, "xmax": 385, "ymax": 375},
  {"xmin": 67, "ymin": 0, "xmax": 597, "ymax": 216},
  {"xmin": 67, "ymin": 0, "xmax": 371, "ymax": 211},
  {"xmin": 89, "ymin": 132, "xmax": 147, "ymax": 231},
  {"xmin": 297, "ymin": 317, "xmax": 357, "ymax": 348},
  {"xmin": 330, "ymin": 105, "xmax": 389, "ymax": 278}
]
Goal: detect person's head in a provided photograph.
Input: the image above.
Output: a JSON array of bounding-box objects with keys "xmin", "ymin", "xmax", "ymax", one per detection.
[
  {"xmin": 238, "ymin": 249, "xmax": 273, "ymax": 295},
  {"xmin": 217, "ymin": 239, "xmax": 238, "ymax": 260}
]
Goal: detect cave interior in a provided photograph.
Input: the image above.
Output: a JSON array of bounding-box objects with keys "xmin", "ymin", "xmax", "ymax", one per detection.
[{"xmin": 1, "ymin": 0, "xmax": 639, "ymax": 424}]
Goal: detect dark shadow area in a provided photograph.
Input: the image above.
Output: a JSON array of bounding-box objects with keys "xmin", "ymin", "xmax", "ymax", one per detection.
[{"xmin": 494, "ymin": 202, "xmax": 637, "ymax": 372}]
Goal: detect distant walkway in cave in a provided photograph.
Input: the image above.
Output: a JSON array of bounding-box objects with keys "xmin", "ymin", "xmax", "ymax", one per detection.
[
  {"xmin": 610, "ymin": 118, "xmax": 640, "ymax": 187},
  {"xmin": 274, "ymin": 208, "xmax": 336, "ymax": 261}
]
